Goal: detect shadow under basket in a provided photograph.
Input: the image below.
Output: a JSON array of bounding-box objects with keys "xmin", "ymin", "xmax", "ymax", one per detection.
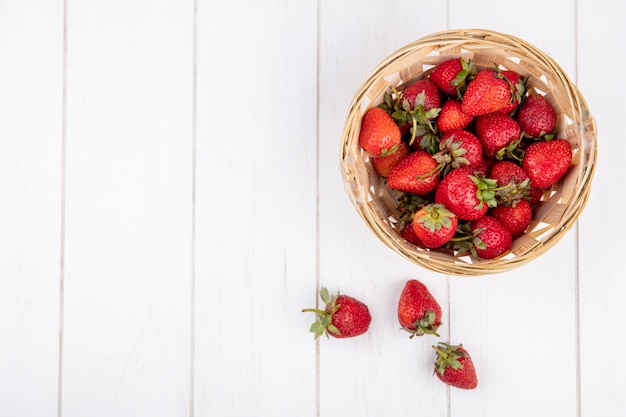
[{"xmin": 340, "ymin": 29, "xmax": 597, "ymax": 276}]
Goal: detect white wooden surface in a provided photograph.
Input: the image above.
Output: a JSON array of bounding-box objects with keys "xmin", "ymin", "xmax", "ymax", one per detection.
[{"xmin": 1, "ymin": 1, "xmax": 623, "ymax": 416}]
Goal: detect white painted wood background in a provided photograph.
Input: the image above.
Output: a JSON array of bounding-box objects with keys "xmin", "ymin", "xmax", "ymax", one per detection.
[{"xmin": 0, "ymin": 0, "xmax": 623, "ymax": 416}]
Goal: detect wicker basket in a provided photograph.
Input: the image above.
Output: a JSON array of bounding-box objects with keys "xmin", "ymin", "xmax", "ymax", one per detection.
[{"xmin": 340, "ymin": 29, "xmax": 597, "ymax": 276}]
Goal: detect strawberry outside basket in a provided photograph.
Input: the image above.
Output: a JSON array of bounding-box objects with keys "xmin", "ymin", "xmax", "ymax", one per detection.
[{"xmin": 339, "ymin": 28, "xmax": 597, "ymax": 276}]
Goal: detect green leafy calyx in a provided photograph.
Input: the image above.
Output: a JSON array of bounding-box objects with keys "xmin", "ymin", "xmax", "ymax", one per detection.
[
  {"xmin": 416, "ymin": 204, "xmax": 456, "ymax": 233},
  {"xmin": 433, "ymin": 342, "xmax": 467, "ymax": 376},
  {"xmin": 402, "ymin": 309, "xmax": 441, "ymax": 338},
  {"xmin": 302, "ymin": 287, "xmax": 342, "ymax": 339}
]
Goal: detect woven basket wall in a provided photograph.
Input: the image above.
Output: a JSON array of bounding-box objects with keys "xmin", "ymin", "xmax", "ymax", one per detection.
[{"xmin": 340, "ymin": 29, "xmax": 597, "ymax": 276}]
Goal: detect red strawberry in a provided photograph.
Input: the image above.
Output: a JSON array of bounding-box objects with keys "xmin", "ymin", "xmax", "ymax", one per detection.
[
  {"xmin": 489, "ymin": 160, "xmax": 528, "ymax": 185},
  {"xmin": 379, "ymin": 82, "xmax": 440, "ymax": 149},
  {"xmin": 302, "ymin": 287, "xmax": 371, "ymax": 339},
  {"xmin": 516, "ymin": 94, "xmax": 557, "ymax": 138},
  {"xmin": 469, "ymin": 215, "xmax": 512, "ymax": 259},
  {"xmin": 402, "ymin": 79, "xmax": 441, "ymax": 111},
  {"xmin": 372, "ymin": 141, "xmax": 410, "ymax": 177},
  {"xmin": 398, "ymin": 279, "xmax": 442, "ymax": 338},
  {"xmin": 492, "ymin": 198, "xmax": 532, "ymax": 237},
  {"xmin": 498, "ymin": 70, "xmax": 526, "ymax": 115},
  {"xmin": 489, "ymin": 160, "xmax": 532, "ymax": 206},
  {"xmin": 462, "ymin": 68, "xmax": 513, "ymax": 116},
  {"xmin": 475, "ymin": 112, "xmax": 522, "ymax": 159},
  {"xmin": 433, "ymin": 342, "xmax": 478, "ymax": 390},
  {"xmin": 434, "ymin": 167, "xmax": 497, "ymax": 221},
  {"xmin": 400, "ymin": 222, "xmax": 427, "ymax": 248},
  {"xmin": 429, "ymin": 57, "xmax": 475, "ymax": 96},
  {"xmin": 412, "ymin": 203, "xmax": 459, "ymax": 248},
  {"xmin": 387, "ymin": 150, "xmax": 440, "ymax": 195},
  {"xmin": 402, "ymin": 80, "xmax": 441, "ymax": 149},
  {"xmin": 489, "ymin": 160, "xmax": 542, "ymax": 207},
  {"xmin": 474, "ymin": 157, "xmax": 495, "ymax": 176},
  {"xmin": 527, "ymin": 186, "xmax": 544, "ymax": 208},
  {"xmin": 436, "ymin": 100, "xmax": 474, "ymax": 134},
  {"xmin": 433, "ymin": 130, "xmax": 483, "ymax": 177},
  {"xmin": 358, "ymin": 107, "xmax": 402, "ymax": 156},
  {"xmin": 521, "ymin": 138, "xmax": 572, "ymax": 189}
]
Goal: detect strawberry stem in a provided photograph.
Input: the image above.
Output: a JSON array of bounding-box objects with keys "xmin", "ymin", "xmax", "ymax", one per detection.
[
  {"xmin": 432, "ymin": 345, "xmax": 448, "ymax": 359},
  {"xmin": 415, "ymin": 163, "xmax": 443, "ymax": 180},
  {"xmin": 302, "ymin": 286, "xmax": 346, "ymax": 339},
  {"xmin": 301, "ymin": 308, "xmax": 327, "ymax": 315}
]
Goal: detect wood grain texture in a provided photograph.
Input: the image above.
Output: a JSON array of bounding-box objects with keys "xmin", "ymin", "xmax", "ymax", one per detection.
[
  {"xmin": 0, "ymin": 1, "xmax": 63, "ymax": 415},
  {"xmin": 578, "ymin": 2, "xmax": 626, "ymax": 415},
  {"xmin": 194, "ymin": 1, "xmax": 318, "ymax": 416},
  {"xmin": 1, "ymin": 0, "xmax": 625, "ymax": 416},
  {"xmin": 317, "ymin": 1, "xmax": 449, "ymax": 416},
  {"xmin": 60, "ymin": 1, "xmax": 194, "ymax": 416}
]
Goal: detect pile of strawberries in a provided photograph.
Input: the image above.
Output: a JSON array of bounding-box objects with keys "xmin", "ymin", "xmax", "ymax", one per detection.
[
  {"xmin": 358, "ymin": 57, "xmax": 572, "ymax": 260},
  {"xmin": 303, "ymin": 280, "xmax": 477, "ymax": 390}
]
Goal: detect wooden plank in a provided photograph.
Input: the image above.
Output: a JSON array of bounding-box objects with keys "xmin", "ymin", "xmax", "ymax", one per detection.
[
  {"xmin": 447, "ymin": 2, "xmax": 579, "ymax": 415},
  {"xmin": 578, "ymin": 1, "xmax": 626, "ymax": 415},
  {"xmin": 60, "ymin": 1, "xmax": 194, "ymax": 416},
  {"xmin": 194, "ymin": 1, "xmax": 318, "ymax": 416},
  {"xmin": 0, "ymin": 1, "xmax": 63, "ymax": 415},
  {"xmin": 318, "ymin": 1, "xmax": 449, "ymax": 416},
  {"xmin": 448, "ymin": 243, "xmax": 578, "ymax": 416}
]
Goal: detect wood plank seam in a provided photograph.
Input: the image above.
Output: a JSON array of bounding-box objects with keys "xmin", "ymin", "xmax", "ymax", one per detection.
[
  {"xmin": 190, "ymin": 0, "xmax": 198, "ymax": 416},
  {"xmin": 58, "ymin": 0, "xmax": 69, "ymax": 415}
]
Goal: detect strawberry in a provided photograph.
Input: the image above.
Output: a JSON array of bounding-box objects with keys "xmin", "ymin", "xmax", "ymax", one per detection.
[
  {"xmin": 475, "ymin": 112, "xmax": 522, "ymax": 159},
  {"xmin": 527, "ymin": 186, "xmax": 544, "ymax": 208},
  {"xmin": 402, "ymin": 79, "xmax": 441, "ymax": 111},
  {"xmin": 398, "ymin": 279, "xmax": 442, "ymax": 338},
  {"xmin": 462, "ymin": 68, "xmax": 513, "ymax": 116},
  {"xmin": 433, "ymin": 342, "xmax": 478, "ymax": 390},
  {"xmin": 358, "ymin": 107, "xmax": 402, "ymax": 156},
  {"xmin": 469, "ymin": 215, "xmax": 512, "ymax": 259},
  {"xmin": 489, "ymin": 160, "xmax": 528, "ymax": 185},
  {"xmin": 516, "ymin": 93, "xmax": 557, "ymax": 138},
  {"xmin": 429, "ymin": 57, "xmax": 476, "ymax": 96},
  {"xmin": 473, "ymin": 157, "xmax": 495, "ymax": 176},
  {"xmin": 412, "ymin": 203, "xmax": 459, "ymax": 248},
  {"xmin": 489, "ymin": 160, "xmax": 532, "ymax": 206},
  {"xmin": 372, "ymin": 141, "xmax": 409, "ymax": 177},
  {"xmin": 400, "ymin": 80, "xmax": 441, "ymax": 148},
  {"xmin": 436, "ymin": 100, "xmax": 474, "ymax": 134},
  {"xmin": 400, "ymin": 222, "xmax": 427, "ymax": 248},
  {"xmin": 490, "ymin": 157, "xmax": 543, "ymax": 207},
  {"xmin": 521, "ymin": 138, "xmax": 572, "ymax": 189},
  {"xmin": 433, "ymin": 129, "xmax": 483, "ymax": 176},
  {"xmin": 498, "ymin": 70, "xmax": 526, "ymax": 115},
  {"xmin": 302, "ymin": 287, "xmax": 371, "ymax": 339},
  {"xmin": 434, "ymin": 167, "xmax": 497, "ymax": 221},
  {"xmin": 387, "ymin": 150, "xmax": 440, "ymax": 195},
  {"xmin": 379, "ymin": 82, "xmax": 440, "ymax": 149},
  {"xmin": 492, "ymin": 198, "xmax": 532, "ymax": 237}
]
